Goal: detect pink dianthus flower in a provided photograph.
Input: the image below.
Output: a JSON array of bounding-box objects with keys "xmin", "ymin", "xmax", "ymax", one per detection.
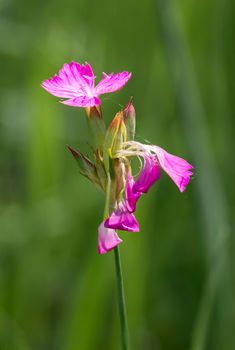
[{"xmin": 42, "ymin": 62, "xmax": 131, "ymax": 107}]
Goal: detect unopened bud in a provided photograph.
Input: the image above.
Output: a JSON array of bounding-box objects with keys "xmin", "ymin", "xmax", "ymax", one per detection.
[
  {"xmin": 103, "ymin": 111, "xmax": 122, "ymax": 172},
  {"xmin": 112, "ymin": 117, "xmax": 126, "ymax": 156},
  {"xmin": 123, "ymin": 97, "xmax": 136, "ymax": 141}
]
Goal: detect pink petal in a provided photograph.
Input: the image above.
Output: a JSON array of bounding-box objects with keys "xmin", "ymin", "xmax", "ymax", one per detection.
[
  {"xmin": 41, "ymin": 62, "xmax": 96, "ymax": 102},
  {"xmin": 76, "ymin": 62, "xmax": 95, "ymax": 87},
  {"xmin": 98, "ymin": 222, "xmax": 122, "ymax": 255},
  {"xmin": 154, "ymin": 146, "xmax": 193, "ymax": 192},
  {"xmin": 95, "ymin": 71, "xmax": 131, "ymax": 95},
  {"xmin": 61, "ymin": 96, "xmax": 100, "ymax": 107},
  {"xmin": 133, "ymin": 155, "xmax": 161, "ymax": 194},
  {"xmin": 41, "ymin": 75, "xmax": 79, "ymax": 98},
  {"xmin": 58, "ymin": 62, "xmax": 95, "ymax": 89},
  {"xmin": 125, "ymin": 173, "xmax": 141, "ymax": 213},
  {"xmin": 104, "ymin": 202, "xmax": 139, "ymax": 232}
]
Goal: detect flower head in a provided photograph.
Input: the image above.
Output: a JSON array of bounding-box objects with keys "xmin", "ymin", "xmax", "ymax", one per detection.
[{"xmin": 42, "ymin": 62, "xmax": 131, "ymax": 107}]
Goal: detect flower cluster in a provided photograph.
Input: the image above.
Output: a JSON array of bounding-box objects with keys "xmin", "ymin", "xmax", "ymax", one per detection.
[{"xmin": 42, "ymin": 61, "xmax": 193, "ymax": 254}]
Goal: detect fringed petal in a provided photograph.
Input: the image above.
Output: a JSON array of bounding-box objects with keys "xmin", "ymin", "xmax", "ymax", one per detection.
[{"xmin": 95, "ymin": 72, "xmax": 131, "ymax": 95}]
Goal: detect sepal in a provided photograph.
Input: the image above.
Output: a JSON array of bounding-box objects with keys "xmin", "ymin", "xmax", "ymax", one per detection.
[
  {"xmin": 85, "ymin": 106, "xmax": 106, "ymax": 151},
  {"xmin": 67, "ymin": 145, "xmax": 103, "ymax": 189},
  {"xmin": 94, "ymin": 151, "xmax": 107, "ymax": 191}
]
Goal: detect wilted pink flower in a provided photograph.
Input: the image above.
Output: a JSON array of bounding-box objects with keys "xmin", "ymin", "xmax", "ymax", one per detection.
[
  {"xmin": 116, "ymin": 141, "xmax": 193, "ymax": 193},
  {"xmin": 98, "ymin": 222, "xmax": 122, "ymax": 255},
  {"xmin": 42, "ymin": 62, "xmax": 131, "ymax": 107},
  {"xmin": 104, "ymin": 202, "xmax": 139, "ymax": 232},
  {"xmin": 100, "ymin": 142, "xmax": 193, "ymax": 253}
]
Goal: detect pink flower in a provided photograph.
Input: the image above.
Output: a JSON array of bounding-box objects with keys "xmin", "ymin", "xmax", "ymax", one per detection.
[
  {"xmin": 98, "ymin": 222, "xmax": 122, "ymax": 255},
  {"xmin": 104, "ymin": 202, "xmax": 139, "ymax": 232},
  {"xmin": 41, "ymin": 62, "xmax": 131, "ymax": 107}
]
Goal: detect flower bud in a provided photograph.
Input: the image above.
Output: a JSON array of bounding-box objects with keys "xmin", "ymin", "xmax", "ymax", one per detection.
[
  {"xmin": 112, "ymin": 117, "xmax": 126, "ymax": 156},
  {"xmin": 123, "ymin": 97, "xmax": 136, "ymax": 141},
  {"xmin": 85, "ymin": 106, "xmax": 106, "ymax": 152},
  {"xmin": 103, "ymin": 111, "xmax": 122, "ymax": 172}
]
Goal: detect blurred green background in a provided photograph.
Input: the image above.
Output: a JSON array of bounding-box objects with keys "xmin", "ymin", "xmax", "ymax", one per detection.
[{"xmin": 0, "ymin": 0, "xmax": 234, "ymax": 349}]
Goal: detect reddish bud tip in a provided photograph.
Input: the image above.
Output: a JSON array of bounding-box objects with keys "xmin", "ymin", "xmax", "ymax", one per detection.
[
  {"xmin": 85, "ymin": 106, "xmax": 102, "ymax": 119},
  {"xmin": 123, "ymin": 98, "xmax": 136, "ymax": 140},
  {"xmin": 123, "ymin": 97, "xmax": 135, "ymax": 119}
]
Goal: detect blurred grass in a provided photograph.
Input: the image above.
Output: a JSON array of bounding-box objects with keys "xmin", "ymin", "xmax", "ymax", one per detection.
[{"xmin": 0, "ymin": 0, "xmax": 234, "ymax": 349}]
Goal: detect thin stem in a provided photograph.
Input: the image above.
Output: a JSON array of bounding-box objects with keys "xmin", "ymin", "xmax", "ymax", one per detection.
[
  {"xmin": 113, "ymin": 246, "xmax": 129, "ymax": 350},
  {"xmin": 104, "ymin": 174, "xmax": 129, "ymax": 349}
]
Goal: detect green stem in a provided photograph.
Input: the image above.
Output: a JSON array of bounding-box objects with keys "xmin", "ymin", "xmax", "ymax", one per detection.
[
  {"xmin": 113, "ymin": 246, "xmax": 129, "ymax": 350},
  {"xmin": 104, "ymin": 174, "xmax": 129, "ymax": 350}
]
